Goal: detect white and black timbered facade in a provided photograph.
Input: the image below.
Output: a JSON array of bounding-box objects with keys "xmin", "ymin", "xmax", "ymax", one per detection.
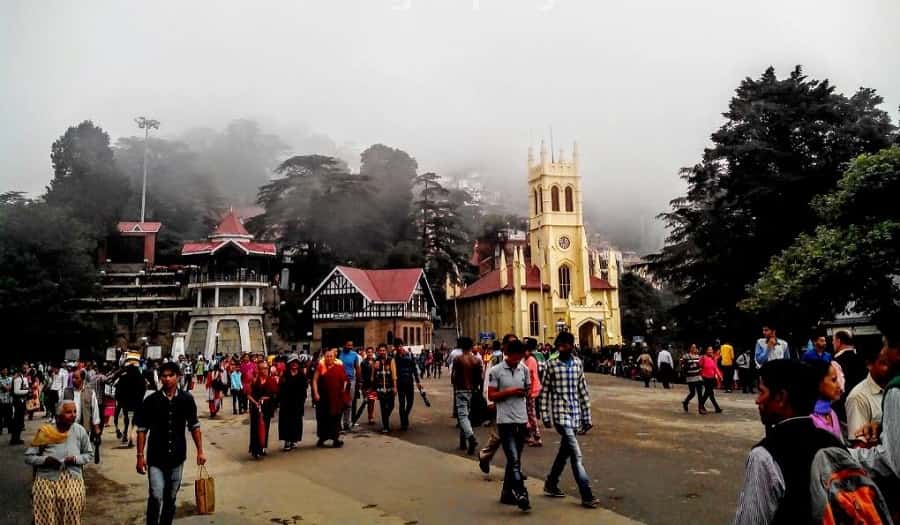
[{"xmin": 304, "ymin": 266, "xmax": 437, "ymax": 352}]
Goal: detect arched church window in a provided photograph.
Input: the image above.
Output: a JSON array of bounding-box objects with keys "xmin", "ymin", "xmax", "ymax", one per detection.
[
  {"xmin": 565, "ymin": 186, "xmax": 574, "ymax": 212},
  {"xmin": 533, "ymin": 190, "xmax": 539, "ymax": 215},
  {"xmin": 529, "ymin": 302, "xmax": 539, "ymax": 336},
  {"xmin": 558, "ymin": 265, "xmax": 571, "ymax": 300},
  {"xmin": 539, "ymin": 188, "xmax": 544, "ymax": 213},
  {"xmin": 551, "ymin": 186, "xmax": 560, "ymax": 211}
]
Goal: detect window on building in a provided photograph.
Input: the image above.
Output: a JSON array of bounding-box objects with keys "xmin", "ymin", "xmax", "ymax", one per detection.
[
  {"xmin": 248, "ymin": 319, "xmax": 265, "ymax": 353},
  {"xmin": 201, "ymin": 290, "xmax": 215, "ymax": 308},
  {"xmin": 187, "ymin": 321, "xmax": 208, "ymax": 355},
  {"xmin": 539, "ymin": 188, "xmax": 544, "ymax": 213},
  {"xmin": 217, "ymin": 320, "xmax": 241, "ymax": 354},
  {"xmin": 529, "ymin": 302, "xmax": 539, "ymax": 337},
  {"xmin": 533, "ymin": 190, "xmax": 539, "ymax": 215},
  {"xmin": 218, "ymin": 288, "xmax": 239, "ymax": 307},
  {"xmin": 551, "ymin": 186, "xmax": 560, "ymax": 211},
  {"xmin": 416, "ymin": 327, "xmax": 422, "ymax": 346},
  {"xmin": 403, "ymin": 326, "xmax": 409, "ymax": 344},
  {"xmin": 559, "ymin": 265, "xmax": 571, "ymax": 300},
  {"xmin": 565, "ymin": 186, "xmax": 574, "ymax": 212},
  {"xmin": 386, "ymin": 330, "xmax": 394, "ymax": 345}
]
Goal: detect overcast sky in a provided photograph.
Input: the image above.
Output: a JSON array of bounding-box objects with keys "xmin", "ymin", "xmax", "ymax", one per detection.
[{"xmin": 3, "ymin": 0, "xmax": 898, "ymax": 251}]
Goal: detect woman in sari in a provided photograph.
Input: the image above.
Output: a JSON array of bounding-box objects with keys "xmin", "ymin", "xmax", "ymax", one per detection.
[
  {"xmin": 246, "ymin": 360, "xmax": 278, "ymax": 459},
  {"xmin": 312, "ymin": 348, "xmax": 348, "ymax": 448},
  {"xmin": 278, "ymin": 354, "xmax": 308, "ymax": 451},
  {"xmin": 25, "ymin": 400, "xmax": 94, "ymax": 525}
]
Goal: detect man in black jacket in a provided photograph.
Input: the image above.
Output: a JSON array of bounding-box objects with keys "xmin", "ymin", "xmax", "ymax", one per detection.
[
  {"xmin": 833, "ymin": 330, "xmax": 866, "ymax": 423},
  {"xmin": 393, "ymin": 339, "xmax": 421, "ymax": 431},
  {"xmin": 733, "ymin": 360, "xmax": 838, "ymax": 524}
]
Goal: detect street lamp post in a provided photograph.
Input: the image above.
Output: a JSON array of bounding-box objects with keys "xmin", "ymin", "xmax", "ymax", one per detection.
[
  {"xmin": 135, "ymin": 117, "xmax": 160, "ymax": 223},
  {"xmin": 266, "ymin": 331, "xmax": 273, "ymax": 356}
]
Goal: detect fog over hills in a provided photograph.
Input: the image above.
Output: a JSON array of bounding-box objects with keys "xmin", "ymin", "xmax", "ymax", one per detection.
[{"xmin": 2, "ymin": 0, "xmax": 898, "ymax": 253}]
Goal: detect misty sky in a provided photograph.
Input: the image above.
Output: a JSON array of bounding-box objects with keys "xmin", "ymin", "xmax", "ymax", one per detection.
[{"xmin": 3, "ymin": 0, "xmax": 899, "ymax": 252}]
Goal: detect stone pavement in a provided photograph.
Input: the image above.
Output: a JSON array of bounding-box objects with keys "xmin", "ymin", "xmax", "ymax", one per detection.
[{"xmin": 3, "ymin": 391, "xmax": 641, "ymax": 525}]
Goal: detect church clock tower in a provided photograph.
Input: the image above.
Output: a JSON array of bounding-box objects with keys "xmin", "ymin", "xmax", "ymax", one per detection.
[{"xmin": 528, "ymin": 140, "xmax": 594, "ymax": 311}]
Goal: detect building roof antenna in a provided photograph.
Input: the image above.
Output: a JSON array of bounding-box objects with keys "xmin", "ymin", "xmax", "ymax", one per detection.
[{"xmin": 549, "ymin": 126, "xmax": 554, "ymax": 162}]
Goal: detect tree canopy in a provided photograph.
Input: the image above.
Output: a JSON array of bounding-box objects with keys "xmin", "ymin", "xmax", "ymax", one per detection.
[
  {"xmin": 742, "ymin": 146, "xmax": 900, "ymax": 326},
  {"xmin": 45, "ymin": 121, "xmax": 132, "ymax": 239},
  {"xmin": 647, "ymin": 66, "xmax": 896, "ymax": 341}
]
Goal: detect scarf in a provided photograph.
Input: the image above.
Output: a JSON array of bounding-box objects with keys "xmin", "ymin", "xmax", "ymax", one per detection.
[
  {"xmin": 813, "ymin": 399, "xmax": 832, "ymax": 416},
  {"xmin": 31, "ymin": 423, "xmax": 69, "ymax": 447}
]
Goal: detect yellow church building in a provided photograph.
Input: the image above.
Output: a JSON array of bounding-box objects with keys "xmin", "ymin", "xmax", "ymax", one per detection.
[{"xmin": 447, "ymin": 142, "xmax": 623, "ymax": 348}]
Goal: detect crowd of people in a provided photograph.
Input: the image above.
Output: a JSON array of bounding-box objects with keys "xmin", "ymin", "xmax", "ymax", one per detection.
[
  {"xmin": 449, "ymin": 332, "xmax": 600, "ymax": 512},
  {"xmin": 5, "ymin": 318, "xmax": 900, "ymax": 524}
]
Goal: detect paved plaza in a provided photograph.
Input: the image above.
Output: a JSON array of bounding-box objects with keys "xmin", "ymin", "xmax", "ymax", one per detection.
[{"xmin": 0, "ymin": 373, "xmax": 762, "ymax": 524}]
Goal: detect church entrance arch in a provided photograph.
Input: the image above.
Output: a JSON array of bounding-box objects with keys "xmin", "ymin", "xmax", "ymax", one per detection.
[{"xmin": 576, "ymin": 319, "xmax": 603, "ymax": 351}]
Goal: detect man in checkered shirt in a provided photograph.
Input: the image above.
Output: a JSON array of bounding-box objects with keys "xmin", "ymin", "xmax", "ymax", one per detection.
[{"xmin": 539, "ymin": 330, "xmax": 601, "ymax": 508}]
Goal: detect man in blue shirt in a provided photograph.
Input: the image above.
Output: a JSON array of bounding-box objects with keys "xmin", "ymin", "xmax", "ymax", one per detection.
[
  {"xmin": 755, "ymin": 324, "xmax": 790, "ymax": 367},
  {"xmin": 801, "ymin": 330, "xmax": 832, "ymax": 364},
  {"xmin": 338, "ymin": 341, "xmax": 361, "ymax": 432}
]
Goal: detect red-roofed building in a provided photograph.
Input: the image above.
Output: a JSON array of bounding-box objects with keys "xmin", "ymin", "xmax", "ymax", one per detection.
[
  {"xmin": 181, "ymin": 211, "xmax": 277, "ymax": 358},
  {"xmin": 304, "ymin": 266, "xmax": 436, "ymax": 352},
  {"xmin": 447, "ymin": 143, "xmax": 622, "ymax": 348}
]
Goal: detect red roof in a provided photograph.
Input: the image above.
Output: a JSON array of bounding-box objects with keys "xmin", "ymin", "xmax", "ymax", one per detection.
[
  {"xmin": 457, "ymin": 264, "xmax": 545, "ymax": 300},
  {"xmin": 338, "ymin": 266, "xmax": 425, "ymax": 303},
  {"xmin": 457, "ymin": 266, "xmax": 612, "ymax": 299},
  {"xmin": 181, "ymin": 239, "xmax": 276, "ymax": 256},
  {"xmin": 591, "ymin": 276, "xmax": 615, "ymax": 290},
  {"xmin": 212, "ymin": 210, "xmax": 250, "ymax": 237},
  {"xmin": 117, "ymin": 221, "xmax": 162, "ymax": 234}
]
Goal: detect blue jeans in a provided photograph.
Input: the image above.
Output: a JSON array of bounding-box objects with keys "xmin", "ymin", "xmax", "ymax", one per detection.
[
  {"xmin": 455, "ymin": 390, "xmax": 474, "ymax": 440},
  {"xmin": 498, "ymin": 423, "xmax": 527, "ymax": 497},
  {"xmin": 547, "ymin": 425, "xmax": 594, "ymax": 501},
  {"xmin": 147, "ymin": 464, "xmax": 183, "ymax": 525}
]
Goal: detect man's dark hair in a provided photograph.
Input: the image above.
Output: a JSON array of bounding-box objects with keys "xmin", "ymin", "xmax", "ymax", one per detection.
[
  {"xmin": 377, "ymin": 343, "xmax": 388, "ymax": 350},
  {"xmin": 159, "ymin": 361, "xmax": 181, "ymax": 376},
  {"xmin": 492, "ymin": 340, "xmax": 501, "ymax": 351},
  {"xmin": 506, "ymin": 340, "xmax": 525, "ymax": 355},
  {"xmin": 524, "ymin": 337, "xmax": 538, "ymax": 351},
  {"xmin": 759, "ymin": 360, "xmax": 816, "ymax": 415},
  {"xmin": 811, "ymin": 328, "xmax": 828, "ymax": 341},
  {"xmin": 834, "ymin": 330, "xmax": 853, "ymax": 346},
  {"xmin": 457, "ymin": 337, "xmax": 473, "ymax": 351},
  {"xmin": 554, "ymin": 331, "xmax": 575, "ymax": 346},
  {"xmin": 501, "ymin": 333, "xmax": 517, "ymax": 345},
  {"xmin": 763, "ymin": 323, "xmax": 777, "ymax": 333}
]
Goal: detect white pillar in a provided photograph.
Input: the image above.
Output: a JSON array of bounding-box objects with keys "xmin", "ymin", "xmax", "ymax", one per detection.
[
  {"xmin": 214, "ymin": 287, "xmax": 220, "ymax": 308},
  {"xmin": 196, "ymin": 289, "xmax": 202, "ymax": 308},
  {"xmin": 255, "ymin": 288, "xmax": 260, "ymax": 307},
  {"xmin": 239, "ymin": 287, "xmax": 244, "ymax": 307}
]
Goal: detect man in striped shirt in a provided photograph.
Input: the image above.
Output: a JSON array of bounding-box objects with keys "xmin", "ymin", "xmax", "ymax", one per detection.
[
  {"xmin": 733, "ymin": 359, "xmax": 832, "ymax": 524},
  {"xmin": 539, "ymin": 331, "xmax": 600, "ymax": 509}
]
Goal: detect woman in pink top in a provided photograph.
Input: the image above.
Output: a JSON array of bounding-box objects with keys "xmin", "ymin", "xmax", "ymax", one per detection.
[
  {"xmin": 698, "ymin": 346, "xmax": 723, "ymax": 414},
  {"xmin": 810, "ymin": 360, "xmax": 843, "ymax": 439},
  {"xmin": 524, "ymin": 340, "xmax": 543, "ymax": 446}
]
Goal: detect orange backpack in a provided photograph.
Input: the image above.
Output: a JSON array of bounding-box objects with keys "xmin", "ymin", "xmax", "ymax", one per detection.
[{"xmin": 810, "ymin": 447, "xmax": 892, "ymax": 524}]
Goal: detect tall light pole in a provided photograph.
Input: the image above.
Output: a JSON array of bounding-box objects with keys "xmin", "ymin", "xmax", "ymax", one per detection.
[{"xmin": 135, "ymin": 117, "xmax": 160, "ymax": 223}]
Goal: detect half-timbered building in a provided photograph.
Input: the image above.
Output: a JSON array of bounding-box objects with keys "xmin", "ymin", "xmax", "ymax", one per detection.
[{"xmin": 304, "ymin": 266, "xmax": 436, "ymax": 353}]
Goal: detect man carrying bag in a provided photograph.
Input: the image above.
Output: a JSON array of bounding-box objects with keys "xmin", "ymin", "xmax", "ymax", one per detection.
[{"xmin": 136, "ymin": 362, "xmax": 207, "ymax": 525}]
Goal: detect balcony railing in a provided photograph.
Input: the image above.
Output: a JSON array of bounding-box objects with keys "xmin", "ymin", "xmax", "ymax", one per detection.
[{"xmin": 188, "ymin": 271, "xmax": 270, "ymax": 285}]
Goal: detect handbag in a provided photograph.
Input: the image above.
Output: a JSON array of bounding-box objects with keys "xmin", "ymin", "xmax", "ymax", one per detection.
[{"xmin": 194, "ymin": 465, "xmax": 215, "ymax": 514}]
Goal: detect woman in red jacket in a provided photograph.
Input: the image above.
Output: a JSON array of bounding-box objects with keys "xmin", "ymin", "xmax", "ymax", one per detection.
[{"xmin": 698, "ymin": 346, "xmax": 723, "ymax": 414}]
